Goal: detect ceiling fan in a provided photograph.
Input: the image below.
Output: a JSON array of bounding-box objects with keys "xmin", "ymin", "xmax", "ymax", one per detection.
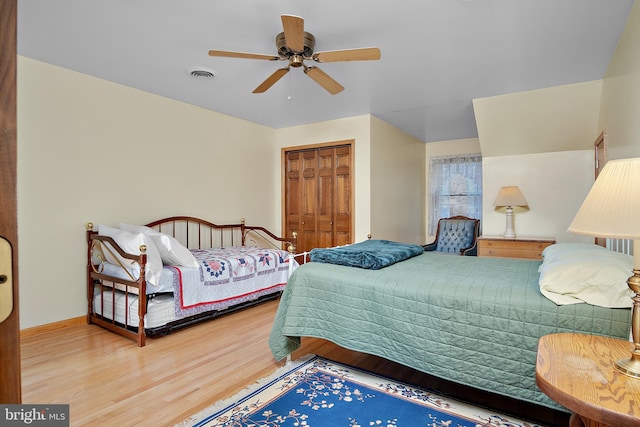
[{"xmin": 208, "ymin": 15, "xmax": 381, "ymax": 95}]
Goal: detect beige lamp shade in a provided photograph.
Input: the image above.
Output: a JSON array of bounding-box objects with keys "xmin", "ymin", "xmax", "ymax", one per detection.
[
  {"xmin": 568, "ymin": 157, "xmax": 640, "ymax": 239},
  {"xmin": 569, "ymin": 157, "xmax": 640, "ymax": 379},
  {"xmin": 493, "ymin": 186, "xmax": 528, "ymax": 207}
]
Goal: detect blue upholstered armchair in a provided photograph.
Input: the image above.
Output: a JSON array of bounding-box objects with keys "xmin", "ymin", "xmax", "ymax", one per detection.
[{"xmin": 423, "ymin": 215, "xmax": 480, "ymax": 256}]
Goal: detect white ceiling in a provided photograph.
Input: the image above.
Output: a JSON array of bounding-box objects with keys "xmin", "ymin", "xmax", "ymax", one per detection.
[{"xmin": 17, "ymin": 0, "xmax": 634, "ymax": 143}]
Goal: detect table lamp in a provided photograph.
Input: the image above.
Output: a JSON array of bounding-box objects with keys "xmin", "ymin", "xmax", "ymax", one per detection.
[
  {"xmin": 568, "ymin": 157, "xmax": 640, "ymax": 378},
  {"xmin": 493, "ymin": 186, "xmax": 528, "ymax": 238}
]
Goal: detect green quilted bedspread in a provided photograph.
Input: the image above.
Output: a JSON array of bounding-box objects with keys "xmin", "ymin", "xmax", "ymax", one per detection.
[{"xmin": 268, "ymin": 252, "xmax": 631, "ymax": 410}]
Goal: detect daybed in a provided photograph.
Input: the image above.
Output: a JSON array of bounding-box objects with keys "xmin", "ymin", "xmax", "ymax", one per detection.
[
  {"xmin": 87, "ymin": 216, "xmax": 297, "ymax": 346},
  {"xmin": 269, "ymin": 241, "xmax": 633, "ymax": 412}
]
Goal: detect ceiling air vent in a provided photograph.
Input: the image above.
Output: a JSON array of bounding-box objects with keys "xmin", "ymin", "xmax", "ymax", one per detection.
[{"xmin": 187, "ymin": 67, "xmax": 216, "ymax": 79}]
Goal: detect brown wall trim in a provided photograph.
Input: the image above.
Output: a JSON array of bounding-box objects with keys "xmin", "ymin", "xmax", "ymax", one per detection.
[
  {"xmin": 280, "ymin": 139, "xmax": 354, "ymax": 154},
  {"xmin": 20, "ymin": 316, "xmax": 87, "ymax": 339}
]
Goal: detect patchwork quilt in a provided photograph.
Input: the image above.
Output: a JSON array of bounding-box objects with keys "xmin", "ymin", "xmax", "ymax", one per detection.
[{"xmin": 170, "ymin": 247, "xmax": 294, "ymax": 317}]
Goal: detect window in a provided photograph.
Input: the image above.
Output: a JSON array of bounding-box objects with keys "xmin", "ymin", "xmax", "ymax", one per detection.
[{"xmin": 428, "ymin": 154, "xmax": 482, "ymax": 235}]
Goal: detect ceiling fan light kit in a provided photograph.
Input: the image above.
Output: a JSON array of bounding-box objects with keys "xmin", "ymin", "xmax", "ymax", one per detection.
[{"xmin": 208, "ymin": 14, "xmax": 380, "ymax": 95}]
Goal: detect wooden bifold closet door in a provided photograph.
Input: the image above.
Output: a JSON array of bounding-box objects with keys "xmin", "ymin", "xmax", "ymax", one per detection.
[{"xmin": 284, "ymin": 142, "xmax": 353, "ymax": 255}]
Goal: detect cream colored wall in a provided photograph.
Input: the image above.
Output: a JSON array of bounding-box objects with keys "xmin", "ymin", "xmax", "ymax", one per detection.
[
  {"xmin": 599, "ymin": 0, "xmax": 640, "ymax": 159},
  {"xmin": 473, "ymin": 80, "xmax": 603, "ymax": 156},
  {"xmin": 425, "ymin": 138, "xmax": 481, "ymax": 240},
  {"xmin": 18, "ymin": 58, "xmax": 417, "ymax": 328},
  {"xmin": 369, "ymin": 116, "xmax": 425, "ymax": 244},
  {"xmin": 475, "ymin": 1, "xmax": 640, "ymax": 241},
  {"xmin": 273, "ymin": 115, "xmax": 373, "ymax": 243},
  {"xmin": 273, "ymin": 116, "xmax": 425, "ymax": 245},
  {"xmin": 429, "ymin": 2, "xmax": 640, "ymax": 244},
  {"xmin": 18, "ymin": 57, "xmax": 278, "ymax": 328},
  {"xmin": 472, "ymin": 80, "xmax": 606, "ymax": 243},
  {"xmin": 482, "ymin": 151, "xmax": 594, "ymax": 243}
]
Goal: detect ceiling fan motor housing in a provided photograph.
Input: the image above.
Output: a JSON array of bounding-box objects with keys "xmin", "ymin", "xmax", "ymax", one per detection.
[{"xmin": 276, "ymin": 31, "xmax": 316, "ymax": 60}]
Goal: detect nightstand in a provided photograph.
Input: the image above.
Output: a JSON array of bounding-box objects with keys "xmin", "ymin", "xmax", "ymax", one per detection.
[
  {"xmin": 477, "ymin": 236, "xmax": 555, "ymax": 259},
  {"xmin": 536, "ymin": 333, "xmax": 640, "ymax": 427}
]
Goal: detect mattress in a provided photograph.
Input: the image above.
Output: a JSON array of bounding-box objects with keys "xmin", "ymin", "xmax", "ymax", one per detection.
[
  {"xmin": 269, "ymin": 252, "xmax": 631, "ymax": 410},
  {"xmin": 93, "ymin": 287, "xmax": 176, "ymax": 329},
  {"xmin": 93, "ymin": 284, "xmax": 284, "ymax": 331}
]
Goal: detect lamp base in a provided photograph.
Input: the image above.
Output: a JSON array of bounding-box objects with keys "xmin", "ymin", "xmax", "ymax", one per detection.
[
  {"xmin": 503, "ymin": 206, "xmax": 516, "ymax": 238},
  {"xmin": 615, "ymin": 355, "xmax": 640, "ymax": 378},
  {"xmin": 618, "ymin": 263, "xmax": 640, "ymax": 379}
]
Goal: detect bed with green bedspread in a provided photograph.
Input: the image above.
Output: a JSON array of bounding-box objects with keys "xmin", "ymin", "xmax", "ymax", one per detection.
[{"xmin": 268, "ymin": 252, "xmax": 631, "ymax": 410}]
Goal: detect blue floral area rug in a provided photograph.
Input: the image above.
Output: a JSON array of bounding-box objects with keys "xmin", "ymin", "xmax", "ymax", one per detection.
[{"xmin": 177, "ymin": 355, "xmax": 544, "ymax": 427}]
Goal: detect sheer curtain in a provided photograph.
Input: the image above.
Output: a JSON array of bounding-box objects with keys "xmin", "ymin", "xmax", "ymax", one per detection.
[{"xmin": 428, "ymin": 154, "xmax": 483, "ymax": 236}]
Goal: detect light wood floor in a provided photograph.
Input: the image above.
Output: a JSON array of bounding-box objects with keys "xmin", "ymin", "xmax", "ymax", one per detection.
[{"xmin": 21, "ymin": 299, "xmax": 569, "ymax": 427}]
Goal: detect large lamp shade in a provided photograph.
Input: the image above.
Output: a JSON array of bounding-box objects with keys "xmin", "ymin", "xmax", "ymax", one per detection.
[
  {"xmin": 568, "ymin": 157, "xmax": 640, "ymax": 378},
  {"xmin": 568, "ymin": 158, "xmax": 640, "ymax": 240}
]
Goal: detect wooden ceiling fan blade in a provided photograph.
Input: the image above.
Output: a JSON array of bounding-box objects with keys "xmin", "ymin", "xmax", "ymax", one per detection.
[
  {"xmin": 281, "ymin": 15, "xmax": 305, "ymax": 52},
  {"xmin": 208, "ymin": 50, "xmax": 280, "ymax": 61},
  {"xmin": 253, "ymin": 68, "xmax": 289, "ymax": 93},
  {"xmin": 304, "ymin": 67, "xmax": 344, "ymax": 95},
  {"xmin": 313, "ymin": 47, "xmax": 381, "ymax": 63}
]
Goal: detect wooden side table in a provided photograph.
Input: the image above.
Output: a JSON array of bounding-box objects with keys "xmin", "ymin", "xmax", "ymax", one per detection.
[
  {"xmin": 477, "ymin": 236, "xmax": 555, "ymax": 259},
  {"xmin": 536, "ymin": 333, "xmax": 640, "ymax": 427}
]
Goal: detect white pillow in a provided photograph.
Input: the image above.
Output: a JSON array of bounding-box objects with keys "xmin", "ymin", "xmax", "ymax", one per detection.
[
  {"xmin": 539, "ymin": 249, "xmax": 634, "ymax": 308},
  {"xmin": 97, "ymin": 224, "xmax": 164, "ymax": 287},
  {"xmin": 539, "ymin": 243, "xmax": 607, "ymax": 272},
  {"xmin": 541, "ymin": 242, "xmax": 606, "ymax": 261},
  {"xmin": 119, "ymin": 223, "xmax": 199, "ymax": 268}
]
